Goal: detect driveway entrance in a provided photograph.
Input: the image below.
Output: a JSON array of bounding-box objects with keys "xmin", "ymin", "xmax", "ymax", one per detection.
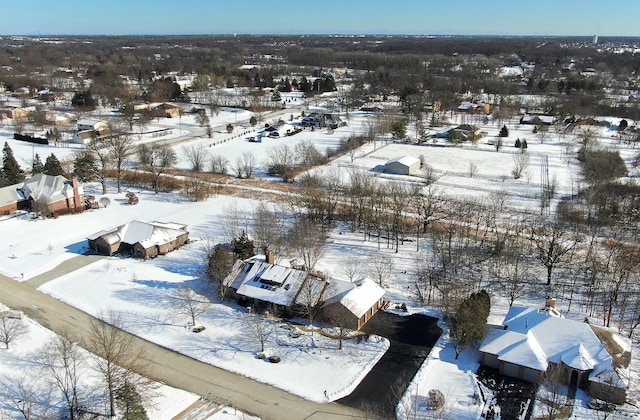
[{"xmin": 337, "ymin": 311, "xmax": 442, "ymax": 418}]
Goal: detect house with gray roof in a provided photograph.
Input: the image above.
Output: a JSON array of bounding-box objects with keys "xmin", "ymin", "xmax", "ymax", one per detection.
[
  {"xmin": 0, "ymin": 173, "xmax": 84, "ymax": 216},
  {"xmin": 223, "ymin": 254, "xmax": 385, "ymax": 329}
]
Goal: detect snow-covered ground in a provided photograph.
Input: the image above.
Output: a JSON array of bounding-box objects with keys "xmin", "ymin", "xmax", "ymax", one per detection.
[
  {"xmin": 0, "ymin": 304, "xmax": 201, "ymax": 419},
  {"xmin": 1, "ymin": 101, "xmax": 639, "ymax": 419}
]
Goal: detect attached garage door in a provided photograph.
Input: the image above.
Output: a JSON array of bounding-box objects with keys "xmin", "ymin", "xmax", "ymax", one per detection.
[{"xmin": 501, "ymin": 362, "xmax": 522, "ymax": 380}]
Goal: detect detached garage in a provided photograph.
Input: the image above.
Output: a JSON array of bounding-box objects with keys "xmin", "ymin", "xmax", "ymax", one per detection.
[{"xmin": 384, "ymin": 156, "xmax": 421, "ymax": 176}]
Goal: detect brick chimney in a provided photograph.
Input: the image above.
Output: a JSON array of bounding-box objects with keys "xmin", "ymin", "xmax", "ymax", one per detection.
[
  {"xmin": 266, "ymin": 250, "xmax": 275, "ymax": 264},
  {"xmin": 545, "ymin": 297, "xmax": 556, "ymax": 308},
  {"xmin": 71, "ymin": 176, "xmax": 82, "ymax": 210}
]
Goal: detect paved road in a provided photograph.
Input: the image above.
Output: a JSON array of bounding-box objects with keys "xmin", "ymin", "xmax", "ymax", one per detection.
[{"xmin": 0, "ymin": 269, "xmax": 370, "ymax": 419}]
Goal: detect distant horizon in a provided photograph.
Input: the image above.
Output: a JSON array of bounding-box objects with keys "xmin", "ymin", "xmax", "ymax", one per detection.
[
  {"xmin": 1, "ymin": 0, "xmax": 637, "ymax": 38},
  {"xmin": 2, "ymin": 33, "xmax": 637, "ymax": 39}
]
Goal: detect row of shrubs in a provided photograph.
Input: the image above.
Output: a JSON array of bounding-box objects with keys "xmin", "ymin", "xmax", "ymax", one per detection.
[{"xmin": 14, "ymin": 133, "xmax": 48, "ymax": 145}]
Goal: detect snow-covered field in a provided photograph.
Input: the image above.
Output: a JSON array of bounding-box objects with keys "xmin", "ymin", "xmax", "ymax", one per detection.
[{"xmin": 1, "ymin": 100, "xmax": 640, "ymax": 419}]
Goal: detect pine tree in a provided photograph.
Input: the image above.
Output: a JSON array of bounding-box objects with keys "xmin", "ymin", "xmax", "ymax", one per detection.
[
  {"xmin": 32, "ymin": 153, "xmax": 45, "ymax": 174},
  {"xmin": 115, "ymin": 380, "xmax": 148, "ymax": 420},
  {"xmin": 44, "ymin": 153, "xmax": 64, "ymax": 176},
  {"xmin": 499, "ymin": 124, "xmax": 509, "ymax": 137},
  {"xmin": 73, "ymin": 150, "xmax": 98, "ymax": 181},
  {"xmin": 449, "ymin": 290, "xmax": 491, "ymax": 359},
  {"xmin": 232, "ymin": 231, "xmax": 255, "ymax": 260},
  {"xmin": 1, "ymin": 142, "xmax": 23, "ymax": 186}
]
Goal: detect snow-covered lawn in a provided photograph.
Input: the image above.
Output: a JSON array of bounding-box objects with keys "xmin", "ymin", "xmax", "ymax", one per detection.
[
  {"xmin": 38, "ymin": 239, "xmax": 389, "ymax": 403},
  {"xmin": 0, "ymin": 305, "xmax": 200, "ymax": 419}
]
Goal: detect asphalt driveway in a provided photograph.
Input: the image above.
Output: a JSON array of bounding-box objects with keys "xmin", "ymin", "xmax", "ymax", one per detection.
[{"xmin": 337, "ymin": 311, "xmax": 442, "ymax": 418}]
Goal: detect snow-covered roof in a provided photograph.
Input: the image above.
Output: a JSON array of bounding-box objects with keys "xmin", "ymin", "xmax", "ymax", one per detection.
[
  {"xmin": 87, "ymin": 220, "xmax": 187, "ymax": 249},
  {"xmin": 229, "ymin": 260, "xmax": 309, "ymax": 307},
  {"xmin": 0, "ymin": 183, "xmax": 26, "ymax": 207},
  {"xmin": 21, "ymin": 173, "xmax": 77, "ymax": 204},
  {"xmin": 77, "ymin": 118, "xmax": 103, "ymax": 127},
  {"xmin": 386, "ymin": 155, "xmax": 420, "ymax": 167},
  {"xmin": 324, "ymin": 277, "xmax": 385, "ymax": 318},
  {"xmin": 480, "ymin": 305, "xmax": 615, "ymax": 374}
]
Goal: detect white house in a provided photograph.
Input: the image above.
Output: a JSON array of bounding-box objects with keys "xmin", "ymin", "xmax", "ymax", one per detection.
[
  {"xmin": 77, "ymin": 118, "xmax": 109, "ymax": 133},
  {"xmin": 384, "ymin": 156, "xmax": 421, "ymax": 176},
  {"xmin": 479, "ymin": 301, "xmax": 629, "ymax": 404}
]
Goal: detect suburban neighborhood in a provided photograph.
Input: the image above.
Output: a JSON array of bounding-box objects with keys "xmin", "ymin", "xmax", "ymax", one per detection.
[{"xmin": 0, "ymin": 10, "xmax": 639, "ymax": 420}]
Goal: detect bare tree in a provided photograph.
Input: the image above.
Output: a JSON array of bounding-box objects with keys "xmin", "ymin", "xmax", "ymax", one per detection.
[
  {"xmin": 171, "ymin": 285, "xmax": 210, "ymax": 327},
  {"xmin": 295, "ymin": 277, "xmax": 327, "ymax": 329},
  {"xmin": 0, "ymin": 373, "xmax": 44, "ymax": 420},
  {"xmin": 183, "ymin": 144, "xmax": 210, "ymax": 172},
  {"xmin": 105, "ymin": 126, "xmax": 135, "ymax": 194},
  {"xmin": 341, "ymin": 256, "xmax": 361, "ymax": 282},
  {"xmin": 251, "ymin": 202, "xmax": 286, "ymax": 257},
  {"xmin": 206, "ymin": 246, "xmax": 236, "ymax": 302},
  {"xmin": 0, "ymin": 312, "xmax": 27, "ymax": 349},
  {"xmin": 537, "ymin": 363, "xmax": 567, "ymax": 420},
  {"xmin": 511, "ymin": 150, "xmax": 529, "ymax": 179},
  {"xmin": 366, "ymin": 252, "xmax": 394, "ymax": 287},
  {"xmin": 288, "ymin": 218, "xmax": 326, "ymax": 272},
  {"xmin": 243, "ymin": 313, "xmax": 274, "ymax": 353},
  {"xmin": 38, "ymin": 334, "xmax": 84, "ymax": 420},
  {"xmin": 264, "ymin": 144, "xmax": 296, "ymax": 181},
  {"xmin": 182, "ymin": 176, "xmax": 211, "ymax": 202},
  {"xmin": 239, "ymin": 151, "xmax": 256, "ymax": 178},
  {"xmin": 137, "ymin": 143, "xmax": 177, "ymax": 193},
  {"xmin": 490, "ymin": 251, "xmax": 530, "ymax": 307},
  {"xmin": 86, "ymin": 135, "xmax": 111, "ymax": 195},
  {"xmin": 84, "ymin": 311, "xmax": 152, "ymax": 417},
  {"xmin": 329, "ymin": 311, "xmax": 353, "ymax": 350},
  {"xmin": 530, "ymin": 220, "xmax": 581, "ymax": 285},
  {"xmin": 210, "ymin": 154, "xmax": 229, "ymax": 174}
]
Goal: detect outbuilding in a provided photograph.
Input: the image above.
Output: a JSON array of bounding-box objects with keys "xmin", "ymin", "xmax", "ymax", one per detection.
[{"xmin": 384, "ymin": 155, "xmax": 421, "ymax": 176}]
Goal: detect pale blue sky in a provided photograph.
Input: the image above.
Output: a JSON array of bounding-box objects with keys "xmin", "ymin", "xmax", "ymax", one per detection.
[{"xmin": 2, "ymin": 0, "xmax": 637, "ymax": 37}]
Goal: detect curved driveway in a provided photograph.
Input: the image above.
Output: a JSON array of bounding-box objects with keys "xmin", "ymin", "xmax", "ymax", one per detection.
[{"xmin": 0, "ymin": 271, "xmax": 369, "ymax": 419}]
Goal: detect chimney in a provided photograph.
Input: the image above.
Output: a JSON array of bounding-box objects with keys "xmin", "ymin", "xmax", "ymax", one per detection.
[
  {"xmin": 266, "ymin": 250, "xmax": 275, "ymax": 264},
  {"xmin": 545, "ymin": 298, "xmax": 556, "ymax": 309},
  {"xmin": 71, "ymin": 176, "xmax": 82, "ymax": 210}
]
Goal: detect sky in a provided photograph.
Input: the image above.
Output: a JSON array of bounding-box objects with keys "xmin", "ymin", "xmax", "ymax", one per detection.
[{"xmin": 1, "ymin": 0, "xmax": 638, "ymax": 37}]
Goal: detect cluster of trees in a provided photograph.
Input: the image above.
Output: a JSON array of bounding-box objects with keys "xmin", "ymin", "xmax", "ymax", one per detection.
[
  {"xmin": 1, "ymin": 142, "xmax": 65, "ymax": 187},
  {"xmin": 0, "ymin": 311, "xmax": 151, "ymax": 419}
]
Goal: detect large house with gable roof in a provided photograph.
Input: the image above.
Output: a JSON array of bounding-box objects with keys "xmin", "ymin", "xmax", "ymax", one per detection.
[
  {"xmin": 479, "ymin": 300, "xmax": 630, "ymax": 404},
  {"xmin": 0, "ymin": 173, "xmax": 85, "ymax": 216},
  {"xmin": 87, "ymin": 220, "xmax": 189, "ymax": 259},
  {"xmin": 222, "ymin": 253, "xmax": 386, "ymax": 329}
]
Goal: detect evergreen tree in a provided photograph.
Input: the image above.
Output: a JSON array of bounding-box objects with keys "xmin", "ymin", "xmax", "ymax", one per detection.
[
  {"xmin": 32, "ymin": 153, "xmax": 45, "ymax": 174},
  {"xmin": 73, "ymin": 150, "xmax": 98, "ymax": 181},
  {"xmin": 2, "ymin": 142, "xmax": 23, "ymax": 186},
  {"xmin": 232, "ymin": 231, "xmax": 255, "ymax": 260},
  {"xmin": 71, "ymin": 90, "xmax": 95, "ymax": 109},
  {"xmin": 44, "ymin": 153, "xmax": 65, "ymax": 176},
  {"xmin": 115, "ymin": 380, "xmax": 148, "ymax": 420},
  {"xmin": 449, "ymin": 290, "xmax": 491, "ymax": 359},
  {"xmin": 298, "ymin": 76, "xmax": 312, "ymax": 92},
  {"xmin": 499, "ymin": 124, "xmax": 509, "ymax": 137}
]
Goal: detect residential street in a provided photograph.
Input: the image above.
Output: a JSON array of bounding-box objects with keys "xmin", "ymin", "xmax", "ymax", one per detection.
[{"xmin": 0, "ymin": 267, "xmax": 370, "ymax": 419}]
